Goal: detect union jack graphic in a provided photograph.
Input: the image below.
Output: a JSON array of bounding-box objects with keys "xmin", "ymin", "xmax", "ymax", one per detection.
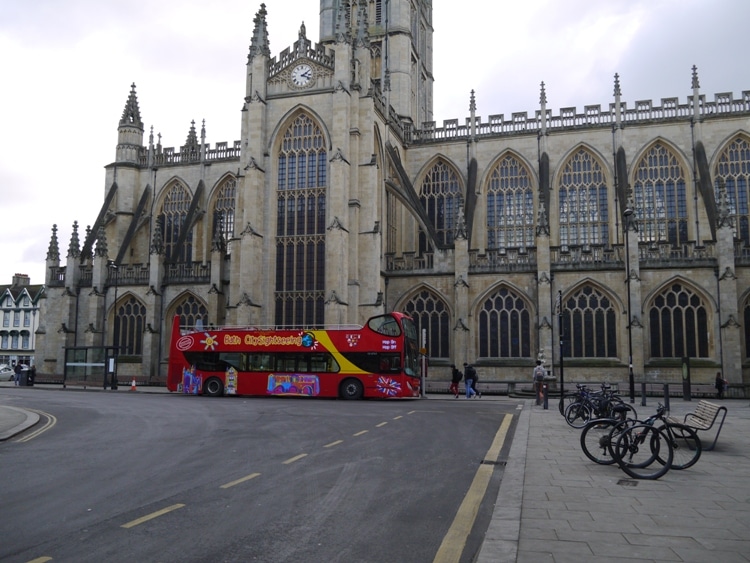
[{"xmin": 376, "ymin": 376, "xmax": 401, "ymax": 396}]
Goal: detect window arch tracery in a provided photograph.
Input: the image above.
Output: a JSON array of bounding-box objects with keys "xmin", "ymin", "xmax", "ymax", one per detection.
[
  {"xmin": 213, "ymin": 177, "xmax": 237, "ymax": 251},
  {"xmin": 648, "ymin": 282, "xmax": 709, "ymax": 358},
  {"xmin": 715, "ymin": 135, "xmax": 750, "ymax": 244},
  {"xmin": 478, "ymin": 286, "xmax": 531, "ymax": 358},
  {"xmin": 487, "ymin": 154, "xmax": 534, "ymax": 249},
  {"xmin": 633, "ymin": 143, "xmax": 688, "ymax": 246},
  {"xmin": 419, "ymin": 158, "xmax": 462, "ymax": 248},
  {"xmin": 114, "ymin": 295, "xmax": 146, "ymax": 356},
  {"xmin": 558, "ymin": 148, "xmax": 609, "ymax": 248},
  {"xmin": 161, "ymin": 182, "xmax": 192, "ymax": 262},
  {"xmin": 403, "ymin": 289, "xmax": 450, "ymax": 359},
  {"xmin": 275, "ymin": 113, "xmax": 327, "ymax": 327},
  {"xmin": 562, "ymin": 284, "xmax": 617, "ymax": 358}
]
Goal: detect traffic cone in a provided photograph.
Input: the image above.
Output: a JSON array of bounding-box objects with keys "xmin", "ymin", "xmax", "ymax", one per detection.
[{"xmin": 130, "ymin": 378, "xmax": 137, "ymax": 391}]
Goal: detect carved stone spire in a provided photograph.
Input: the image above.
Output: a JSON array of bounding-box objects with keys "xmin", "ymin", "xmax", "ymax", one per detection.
[
  {"xmin": 248, "ymin": 3, "xmax": 270, "ymax": 60},
  {"xmin": 691, "ymin": 64, "xmax": 700, "ymax": 90},
  {"xmin": 613, "ymin": 73, "xmax": 622, "ymax": 97},
  {"xmin": 67, "ymin": 221, "xmax": 81, "ymax": 259},
  {"xmin": 95, "ymin": 224, "xmax": 108, "ymax": 257},
  {"xmin": 454, "ymin": 206, "xmax": 467, "ymax": 241},
  {"xmin": 46, "ymin": 224, "xmax": 60, "ymax": 262},
  {"xmin": 296, "ymin": 21, "xmax": 311, "ymax": 56},
  {"xmin": 82, "ymin": 225, "xmax": 93, "ymax": 260},
  {"xmin": 539, "ymin": 81, "xmax": 547, "ymax": 106},
  {"xmin": 184, "ymin": 120, "xmax": 199, "ymax": 149},
  {"xmin": 119, "ymin": 83, "xmax": 143, "ymax": 128},
  {"xmin": 354, "ymin": 1, "xmax": 368, "ymax": 47}
]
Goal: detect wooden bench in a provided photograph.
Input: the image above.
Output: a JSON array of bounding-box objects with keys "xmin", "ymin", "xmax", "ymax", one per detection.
[{"xmin": 668, "ymin": 399, "xmax": 727, "ymax": 451}]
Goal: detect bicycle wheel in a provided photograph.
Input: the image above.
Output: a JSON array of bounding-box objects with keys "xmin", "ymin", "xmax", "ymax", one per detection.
[
  {"xmin": 659, "ymin": 423, "xmax": 702, "ymax": 470},
  {"xmin": 606, "ymin": 400, "xmax": 637, "ymax": 423},
  {"xmin": 580, "ymin": 419, "xmax": 619, "ymax": 465},
  {"xmin": 613, "ymin": 424, "xmax": 673, "ymax": 480},
  {"xmin": 564, "ymin": 401, "xmax": 592, "ymax": 428}
]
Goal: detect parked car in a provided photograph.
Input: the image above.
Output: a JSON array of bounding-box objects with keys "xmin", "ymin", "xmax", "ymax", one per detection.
[{"xmin": 0, "ymin": 364, "xmax": 15, "ymax": 381}]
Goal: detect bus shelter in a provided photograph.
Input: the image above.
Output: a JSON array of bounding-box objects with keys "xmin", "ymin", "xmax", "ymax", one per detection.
[{"xmin": 63, "ymin": 346, "xmax": 117, "ymax": 389}]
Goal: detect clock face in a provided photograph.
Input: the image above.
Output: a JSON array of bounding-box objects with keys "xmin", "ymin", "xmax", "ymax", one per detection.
[{"xmin": 291, "ymin": 64, "xmax": 313, "ymax": 87}]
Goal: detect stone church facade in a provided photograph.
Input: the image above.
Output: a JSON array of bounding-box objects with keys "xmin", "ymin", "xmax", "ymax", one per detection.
[{"xmin": 36, "ymin": 1, "xmax": 750, "ymax": 394}]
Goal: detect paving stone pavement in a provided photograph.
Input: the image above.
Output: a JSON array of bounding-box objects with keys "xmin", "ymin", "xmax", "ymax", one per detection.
[{"xmin": 480, "ymin": 397, "xmax": 750, "ymax": 563}]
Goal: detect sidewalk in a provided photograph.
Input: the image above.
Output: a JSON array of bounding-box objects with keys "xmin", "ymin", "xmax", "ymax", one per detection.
[
  {"xmin": 479, "ymin": 397, "xmax": 750, "ymax": 563},
  {"xmin": 2, "ymin": 384, "xmax": 749, "ymax": 561}
]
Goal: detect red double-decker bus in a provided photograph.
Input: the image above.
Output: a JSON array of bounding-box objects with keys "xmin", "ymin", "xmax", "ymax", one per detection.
[{"xmin": 167, "ymin": 312, "xmax": 421, "ymax": 399}]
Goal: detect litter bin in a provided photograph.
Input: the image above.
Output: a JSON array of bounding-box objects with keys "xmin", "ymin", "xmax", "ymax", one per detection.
[
  {"xmin": 27, "ymin": 367, "xmax": 35, "ymax": 387},
  {"xmin": 16, "ymin": 369, "xmax": 28, "ymax": 386}
]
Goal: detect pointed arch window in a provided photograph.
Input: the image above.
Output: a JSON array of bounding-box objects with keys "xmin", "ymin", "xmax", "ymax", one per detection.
[
  {"xmin": 114, "ymin": 296, "xmax": 146, "ymax": 356},
  {"xmin": 478, "ymin": 287, "xmax": 531, "ymax": 358},
  {"xmin": 562, "ymin": 285, "xmax": 617, "ymax": 358},
  {"xmin": 649, "ymin": 283, "xmax": 709, "ymax": 358},
  {"xmin": 213, "ymin": 177, "xmax": 237, "ymax": 251},
  {"xmin": 275, "ymin": 114, "xmax": 327, "ymax": 327},
  {"xmin": 403, "ymin": 289, "xmax": 450, "ymax": 359},
  {"xmin": 161, "ymin": 183, "xmax": 192, "ymax": 262},
  {"xmin": 634, "ymin": 143, "xmax": 688, "ymax": 246},
  {"xmin": 419, "ymin": 159, "xmax": 462, "ymax": 248},
  {"xmin": 174, "ymin": 295, "xmax": 209, "ymax": 329},
  {"xmin": 715, "ymin": 135, "xmax": 750, "ymax": 245},
  {"xmin": 559, "ymin": 149, "xmax": 609, "ymax": 249},
  {"xmin": 487, "ymin": 154, "xmax": 534, "ymax": 249}
]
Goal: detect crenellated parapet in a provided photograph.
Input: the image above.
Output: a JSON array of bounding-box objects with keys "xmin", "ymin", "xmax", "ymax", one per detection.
[{"xmin": 411, "ymin": 90, "xmax": 750, "ymax": 144}]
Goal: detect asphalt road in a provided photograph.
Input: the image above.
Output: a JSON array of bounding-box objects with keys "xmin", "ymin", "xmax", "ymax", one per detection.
[{"xmin": 0, "ymin": 390, "xmax": 518, "ymax": 562}]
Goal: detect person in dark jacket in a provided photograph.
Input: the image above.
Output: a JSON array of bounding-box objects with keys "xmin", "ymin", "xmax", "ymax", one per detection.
[
  {"xmin": 449, "ymin": 364, "xmax": 463, "ymax": 398},
  {"xmin": 463, "ymin": 363, "xmax": 478, "ymax": 399}
]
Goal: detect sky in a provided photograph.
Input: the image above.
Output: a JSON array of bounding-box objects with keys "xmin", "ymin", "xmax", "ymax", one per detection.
[{"xmin": 1, "ymin": 0, "xmax": 748, "ymax": 286}]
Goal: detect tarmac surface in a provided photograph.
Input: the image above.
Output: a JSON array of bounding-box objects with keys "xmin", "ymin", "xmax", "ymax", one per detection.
[{"xmin": 1, "ymin": 382, "xmax": 748, "ymax": 562}]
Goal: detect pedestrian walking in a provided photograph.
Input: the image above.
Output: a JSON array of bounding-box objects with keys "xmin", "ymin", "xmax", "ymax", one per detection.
[
  {"xmin": 469, "ymin": 364, "xmax": 481, "ymax": 398},
  {"xmin": 533, "ymin": 360, "xmax": 545, "ymax": 405},
  {"xmin": 463, "ymin": 362, "xmax": 477, "ymax": 399},
  {"xmin": 715, "ymin": 371, "xmax": 728, "ymax": 399},
  {"xmin": 449, "ymin": 364, "xmax": 463, "ymax": 398}
]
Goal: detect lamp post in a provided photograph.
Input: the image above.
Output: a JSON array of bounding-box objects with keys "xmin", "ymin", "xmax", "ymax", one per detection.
[
  {"xmin": 108, "ymin": 261, "xmax": 119, "ymax": 390},
  {"xmin": 623, "ymin": 206, "xmax": 635, "ymax": 403}
]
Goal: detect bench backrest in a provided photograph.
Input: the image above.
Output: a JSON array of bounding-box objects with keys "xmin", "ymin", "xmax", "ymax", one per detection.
[{"xmin": 694, "ymin": 400, "xmax": 722, "ymax": 420}]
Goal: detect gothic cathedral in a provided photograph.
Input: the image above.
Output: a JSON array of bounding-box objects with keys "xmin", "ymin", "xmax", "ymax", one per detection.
[{"xmin": 36, "ymin": 1, "xmax": 750, "ymax": 393}]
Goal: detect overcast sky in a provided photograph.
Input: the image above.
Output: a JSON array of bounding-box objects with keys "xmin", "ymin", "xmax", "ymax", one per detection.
[{"xmin": 1, "ymin": 0, "xmax": 747, "ymax": 286}]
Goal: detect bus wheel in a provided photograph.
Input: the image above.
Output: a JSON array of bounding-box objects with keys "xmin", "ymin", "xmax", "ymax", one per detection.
[
  {"xmin": 204, "ymin": 377, "xmax": 224, "ymax": 397},
  {"xmin": 340, "ymin": 378, "xmax": 364, "ymax": 400}
]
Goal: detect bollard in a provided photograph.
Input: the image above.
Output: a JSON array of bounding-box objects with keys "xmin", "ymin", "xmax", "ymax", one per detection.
[
  {"xmin": 543, "ymin": 383, "xmax": 549, "ymax": 410},
  {"xmin": 663, "ymin": 383, "xmax": 670, "ymax": 411},
  {"xmin": 641, "ymin": 381, "xmax": 647, "ymax": 407}
]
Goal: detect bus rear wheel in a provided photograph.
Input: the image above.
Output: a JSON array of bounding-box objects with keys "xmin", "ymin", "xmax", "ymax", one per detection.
[
  {"xmin": 204, "ymin": 377, "xmax": 224, "ymax": 397},
  {"xmin": 340, "ymin": 378, "xmax": 364, "ymax": 400}
]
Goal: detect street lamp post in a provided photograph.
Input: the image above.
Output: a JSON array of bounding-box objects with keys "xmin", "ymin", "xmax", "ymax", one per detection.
[
  {"xmin": 109, "ymin": 261, "xmax": 119, "ymax": 390},
  {"xmin": 623, "ymin": 206, "xmax": 635, "ymax": 403}
]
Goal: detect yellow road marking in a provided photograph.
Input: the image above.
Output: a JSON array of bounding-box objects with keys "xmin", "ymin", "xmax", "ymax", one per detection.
[
  {"xmin": 376, "ymin": 422, "xmax": 388, "ymax": 427},
  {"xmin": 393, "ymin": 415, "xmax": 403, "ymax": 420},
  {"xmin": 324, "ymin": 440, "xmax": 343, "ymax": 448},
  {"xmin": 16, "ymin": 409, "xmax": 57, "ymax": 443},
  {"xmin": 220, "ymin": 473, "xmax": 261, "ymax": 489},
  {"xmin": 121, "ymin": 503, "xmax": 185, "ymax": 529},
  {"xmin": 26, "ymin": 558, "xmax": 52, "ymax": 563},
  {"xmin": 353, "ymin": 430, "xmax": 368, "ymax": 436},
  {"xmin": 282, "ymin": 453, "xmax": 308, "ymax": 464},
  {"xmin": 433, "ymin": 414, "xmax": 513, "ymax": 563}
]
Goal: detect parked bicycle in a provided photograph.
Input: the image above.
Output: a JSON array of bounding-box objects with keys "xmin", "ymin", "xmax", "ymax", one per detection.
[
  {"xmin": 580, "ymin": 403, "xmax": 702, "ymax": 480},
  {"xmin": 563, "ymin": 383, "xmax": 636, "ymax": 428}
]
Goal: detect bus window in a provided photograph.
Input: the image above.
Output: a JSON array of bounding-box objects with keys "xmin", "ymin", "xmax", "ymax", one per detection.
[
  {"xmin": 367, "ymin": 314, "xmax": 402, "ymax": 337},
  {"xmin": 310, "ymin": 353, "xmax": 339, "ymax": 373},
  {"xmin": 248, "ymin": 353, "xmax": 274, "ymax": 371}
]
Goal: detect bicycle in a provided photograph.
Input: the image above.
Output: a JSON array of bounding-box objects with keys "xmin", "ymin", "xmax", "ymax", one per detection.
[
  {"xmin": 580, "ymin": 403, "xmax": 702, "ymax": 479},
  {"xmin": 564, "ymin": 383, "xmax": 636, "ymax": 428}
]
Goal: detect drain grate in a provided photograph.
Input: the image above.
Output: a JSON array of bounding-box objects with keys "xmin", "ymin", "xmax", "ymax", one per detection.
[
  {"xmin": 481, "ymin": 460, "xmax": 507, "ymax": 466},
  {"xmin": 617, "ymin": 479, "xmax": 638, "ymax": 487}
]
